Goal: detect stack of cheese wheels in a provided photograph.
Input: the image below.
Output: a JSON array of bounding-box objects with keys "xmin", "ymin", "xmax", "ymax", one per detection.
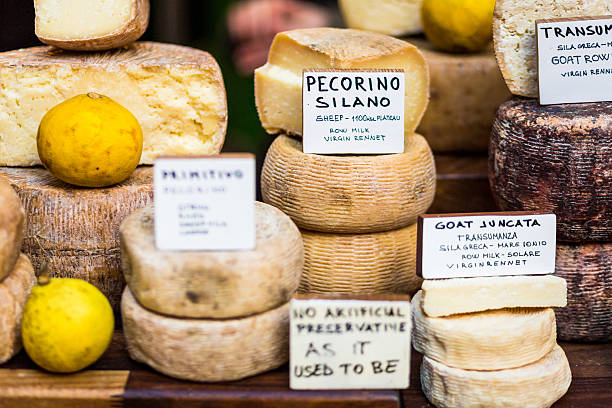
[
  {"xmin": 0, "ymin": 175, "xmax": 36, "ymax": 365},
  {"xmin": 0, "ymin": 1, "xmax": 229, "ymax": 312},
  {"xmin": 256, "ymin": 28, "xmax": 435, "ymax": 296},
  {"xmin": 491, "ymin": 0, "xmax": 612, "ymax": 342},
  {"xmin": 413, "ymin": 275, "xmax": 572, "ymax": 408},
  {"xmin": 120, "ymin": 202, "xmax": 304, "ymax": 382}
]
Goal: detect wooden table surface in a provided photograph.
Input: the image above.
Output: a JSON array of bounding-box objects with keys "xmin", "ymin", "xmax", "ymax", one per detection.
[{"xmin": 0, "ymin": 329, "xmax": 609, "ymax": 408}]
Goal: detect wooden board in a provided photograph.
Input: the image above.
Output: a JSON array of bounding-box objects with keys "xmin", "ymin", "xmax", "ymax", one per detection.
[{"xmin": 0, "ymin": 329, "xmax": 609, "ymax": 407}]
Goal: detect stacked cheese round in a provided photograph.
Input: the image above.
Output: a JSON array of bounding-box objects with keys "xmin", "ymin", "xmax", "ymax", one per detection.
[{"xmin": 120, "ymin": 202, "xmax": 303, "ymax": 381}]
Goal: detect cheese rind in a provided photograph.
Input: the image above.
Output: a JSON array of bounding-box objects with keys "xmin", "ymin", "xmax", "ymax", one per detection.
[
  {"xmin": 255, "ymin": 28, "xmax": 429, "ymax": 137},
  {"xmin": 421, "ymin": 275, "xmax": 567, "ymax": 317},
  {"xmin": 262, "ymin": 134, "xmax": 435, "ymax": 233},
  {"xmin": 339, "ymin": 0, "xmax": 423, "ymax": 36},
  {"xmin": 300, "ymin": 224, "xmax": 420, "ymax": 295},
  {"xmin": 0, "ymin": 175, "xmax": 24, "ymax": 281},
  {"xmin": 493, "ymin": 0, "xmax": 612, "ymax": 97},
  {"xmin": 121, "ymin": 288, "xmax": 290, "ymax": 382},
  {"xmin": 0, "ymin": 254, "xmax": 36, "ymax": 364},
  {"xmin": 121, "ymin": 202, "xmax": 303, "ymax": 319},
  {"xmin": 412, "ymin": 291, "xmax": 556, "ymax": 370},
  {"xmin": 0, "ymin": 42, "xmax": 227, "ymax": 166},
  {"xmin": 421, "ymin": 345, "xmax": 571, "ymax": 408},
  {"xmin": 34, "ymin": 0, "xmax": 149, "ymax": 51}
]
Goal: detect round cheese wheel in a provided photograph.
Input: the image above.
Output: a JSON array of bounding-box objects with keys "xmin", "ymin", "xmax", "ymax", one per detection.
[
  {"xmin": 0, "ymin": 175, "xmax": 24, "ymax": 281},
  {"xmin": 412, "ymin": 291, "xmax": 556, "ymax": 370},
  {"xmin": 421, "ymin": 344, "xmax": 571, "ymax": 408},
  {"xmin": 0, "ymin": 254, "xmax": 36, "ymax": 364},
  {"xmin": 121, "ymin": 288, "xmax": 289, "ymax": 382},
  {"xmin": 412, "ymin": 39, "xmax": 511, "ymax": 152},
  {"xmin": 299, "ymin": 223, "xmax": 420, "ymax": 295},
  {"xmin": 0, "ymin": 167, "xmax": 154, "ymax": 311},
  {"xmin": 489, "ymin": 99, "xmax": 612, "ymax": 242},
  {"xmin": 555, "ymin": 242, "xmax": 611, "ymax": 342},
  {"xmin": 121, "ymin": 202, "xmax": 303, "ymax": 319},
  {"xmin": 262, "ymin": 134, "xmax": 435, "ymax": 234}
]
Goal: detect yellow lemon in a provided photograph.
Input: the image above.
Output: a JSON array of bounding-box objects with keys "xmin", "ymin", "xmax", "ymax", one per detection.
[
  {"xmin": 422, "ymin": 0, "xmax": 495, "ymax": 53},
  {"xmin": 37, "ymin": 93, "xmax": 143, "ymax": 187},
  {"xmin": 21, "ymin": 276, "xmax": 114, "ymax": 373}
]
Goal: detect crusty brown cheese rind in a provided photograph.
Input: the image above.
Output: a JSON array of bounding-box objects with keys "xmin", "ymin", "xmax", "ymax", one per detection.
[
  {"xmin": 122, "ymin": 288, "xmax": 290, "ymax": 382},
  {"xmin": 489, "ymin": 98, "xmax": 611, "ymax": 242},
  {"xmin": 121, "ymin": 202, "xmax": 303, "ymax": 319},
  {"xmin": 0, "ymin": 175, "xmax": 24, "ymax": 281}
]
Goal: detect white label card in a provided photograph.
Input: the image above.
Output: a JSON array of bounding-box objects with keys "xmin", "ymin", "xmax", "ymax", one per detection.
[
  {"xmin": 290, "ymin": 297, "xmax": 411, "ymax": 390},
  {"xmin": 418, "ymin": 213, "xmax": 556, "ymax": 279},
  {"xmin": 154, "ymin": 155, "xmax": 255, "ymax": 251},
  {"xmin": 537, "ymin": 16, "xmax": 612, "ymax": 105},
  {"xmin": 302, "ymin": 70, "xmax": 405, "ymax": 154}
]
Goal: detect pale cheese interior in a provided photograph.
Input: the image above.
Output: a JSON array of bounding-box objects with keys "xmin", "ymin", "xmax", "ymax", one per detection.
[{"xmin": 339, "ymin": 0, "xmax": 423, "ymax": 36}]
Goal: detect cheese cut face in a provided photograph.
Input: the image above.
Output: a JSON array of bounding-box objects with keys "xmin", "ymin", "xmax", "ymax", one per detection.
[
  {"xmin": 0, "ymin": 254, "xmax": 36, "ymax": 364},
  {"xmin": 421, "ymin": 345, "xmax": 571, "ymax": 408},
  {"xmin": 300, "ymin": 223, "xmax": 421, "ymax": 296},
  {"xmin": 339, "ymin": 0, "xmax": 423, "ymax": 36},
  {"xmin": 0, "ymin": 175, "xmax": 24, "ymax": 281},
  {"xmin": 0, "ymin": 42, "xmax": 227, "ymax": 166},
  {"xmin": 122, "ymin": 288, "xmax": 290, "ymax": 382},
  {"xmin": 494, "ymin": 0, "xmax": 612, "ymax": 97},
  {"xmin": 34, "ymin": 0, "xmax": 149, "ymax": 51},
  {"xmin": 255, "ymin": 28, "xmax": 429, "ymax": 137},
  {"xmin": 412, "ymin": 291, "xmax": 556, "ymax": 370},
  {"xmin": 413, "ymin": 39, "xmax": 511, "ymax": 153},
  {"xmin": 121, "ymin": 202, "xmax": 303, "ymax": 319},
  {"xmin": 261, "ymin": 134, "xmax": 435, "ymax": 233},
  {"xmin": 421, "ymin": 275, "xmax": 567, "ymax": 317}
]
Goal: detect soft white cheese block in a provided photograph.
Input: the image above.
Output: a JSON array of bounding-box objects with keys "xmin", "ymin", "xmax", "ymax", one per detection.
[
  {"xmin": 0, "ymin": 42, "xmax": 227, "ymax": 166},
  {"xmin": 339, "ymin": 0, "xmax": 423, "ymax": 36}
]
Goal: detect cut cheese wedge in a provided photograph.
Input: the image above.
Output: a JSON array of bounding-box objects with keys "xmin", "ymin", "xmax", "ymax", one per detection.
[
  {"xmin": 122, "ymin": 288, "xmax": 289, "ymax": 382},
  {"xmin": 300, "ymin": 223, "xmax": 420, "ymax": 296},
  {"xmin": 421, "ymin": 275, "xmax": 567, "ymax": 317},
  {"xmin": 339, "ymin": 0, "xmax": 423, "ymax": 36},
  {"xmin": 0, "ymin": 167, "xmax": 153, "ymax": 311},
  {"xmin": 412, "ymin": 291, "xmax": 556, "ymax": 370},
  {"xmin": 255, "ymin": 28, "xmax": 429, "ymax": 137},
  {"xmin": 0, "ymin": 42, "xmax": 227, "ymax": 166},
  {"xmin": 493, "ymin": 0, "xmax": 612, "ymax": 97},
  {"xmin": 421, "ymin": 345, "xmax": 571, "ymax": 408},
  {"xmin": 555, "ymin": 242, "xmax": 611, "ymax": 342},
  {"xmin": 121, "ymin": 202, "xmax": 303, "ymax": 319},
  {"xmin": 0, "ymin": 175, "xmax": 24, "ymax": 281},
  {"xmin": 262, "ymin": 134, "xmax": 435, "ymax": 233},
  {"xmin": 0, "ymin": 254, "xmax": 36, "ymax": 364},
  {"xmin": 35, "ymin": 0, "xmax": 149, "ymax": 51}
]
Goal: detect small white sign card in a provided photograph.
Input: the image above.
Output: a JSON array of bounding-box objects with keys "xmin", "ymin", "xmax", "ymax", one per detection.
[
  {"xmin": 154, "ymin": 154, "xmax": 255, "ymax": 251},
  {"xmin": 417, "ymin": 212, "xmax": 557, "ymax": 279},
  {"xmin": 290, "ymin": 295, "xmax": 411, "ymax": 390},
  {"xmin": 302, "ymin": 69, "xmax": 405, "ymax": 154},
  {"xmin": 537, "ymin": 16, "xmax": 612, "ymax": 105}
]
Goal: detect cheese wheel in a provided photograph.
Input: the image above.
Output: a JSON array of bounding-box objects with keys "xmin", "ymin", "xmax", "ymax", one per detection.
[
  {"xmin": 0, "ymin": 254, "xmax": 36, "ymax": 364},
  {"xmin": 412, "ymin": 291, "xmax": 556, "ymax": 370},
  {"xmin": 490, "ymin": 99, "xmax": 612, "ymax": 242},
  {"xmin": 493, "ymin": 0, "xmax": 612, "ymax": 97},
  {"xmin": 339, "ymin": 0, "xmax": 423, "ymax": 37},
  {"xmin": 412, "ymin": 39, "xmax": 511, "ymax": 152},
  {"xmin": 0, "ymin": 167, "xmax": 153, "ymax": 311},
  {"xmin": 421, "ymin": 344, "xmax": 571, "ymax": 408},
  {"xmin": 35, "ymin": 0, "xmax": 149, "ymax": 51},
  {"xmin": 0, "ymin": 42, "xmax": 227, "ymax": 166},
  {"xmin": 555, "ymin": 242, "xmax": 611, "ymax": 342},
  {"xmin": 121, "ymin": 202, "xmax": 303, "ymax": 319},
  {"xmin": 261, "ymin": 134, "xmax": 435, "ymax": 233},
  {"xmin": 299, "ymin": 223, "xmax": 420, "ymax": 295},
  {"xmin": 255, "ymin": 28, "xmax": 429, "ymax": 137},
  {"xmin": 0, "ymin": 175, "xmax": 24, "ymax": 281},
  {"xmin": 121, "ymin": 288, "xmax": 289, "ymax": 382}
]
